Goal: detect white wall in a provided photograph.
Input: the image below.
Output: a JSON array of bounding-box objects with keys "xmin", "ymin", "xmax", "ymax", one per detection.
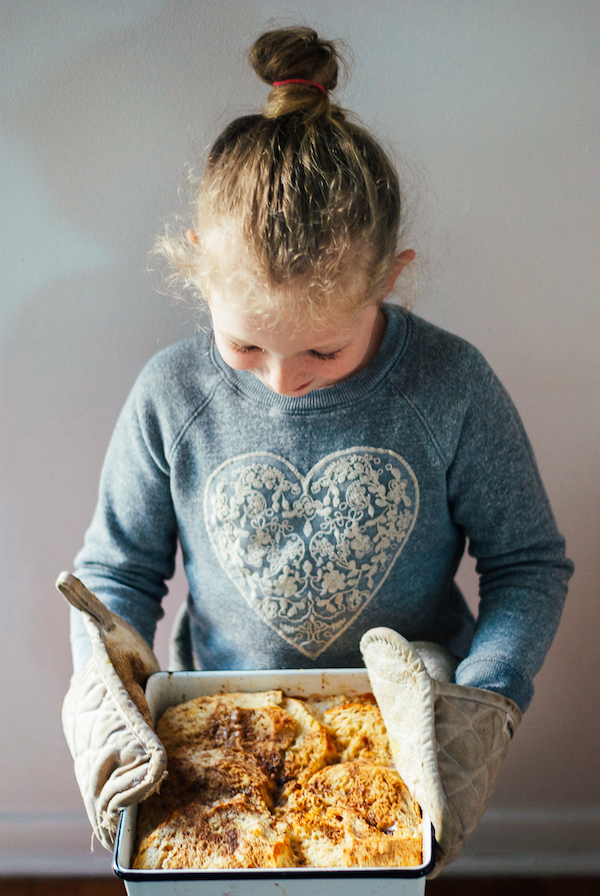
[{"xmin": 1, "ymin": 0, "xmax": 599, "ymax": 876}]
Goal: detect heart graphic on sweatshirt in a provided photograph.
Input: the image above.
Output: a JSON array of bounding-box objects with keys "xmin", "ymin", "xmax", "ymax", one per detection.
[{"xmin": 204, "ymin": 448, "xmax": 419, "ymax": 659}]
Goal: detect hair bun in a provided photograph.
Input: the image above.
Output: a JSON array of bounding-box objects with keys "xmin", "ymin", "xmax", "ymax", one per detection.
[{"xmin": 249, "ymin": 26, "xmax": 344, "ymax": 117}]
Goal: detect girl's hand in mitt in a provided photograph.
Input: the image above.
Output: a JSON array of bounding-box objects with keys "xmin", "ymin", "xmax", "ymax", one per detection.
[
  {"xmin": 58, "ymin": 573, "xmax": 167, "ymax": 850},
  {"xmin": 360, "ymin": 628, "xmax": 521, "ymax": 876}
]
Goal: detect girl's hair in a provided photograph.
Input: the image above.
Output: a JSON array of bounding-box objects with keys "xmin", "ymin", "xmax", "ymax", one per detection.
[{"xmin": 158, "ymin": 26, "xmax": 409, "ymax": 326}]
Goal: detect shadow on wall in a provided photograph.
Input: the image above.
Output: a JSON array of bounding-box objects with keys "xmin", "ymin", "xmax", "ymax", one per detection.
[{"xmin": 1, "ymin": 0, "xmax": 258, "ymax": 821}]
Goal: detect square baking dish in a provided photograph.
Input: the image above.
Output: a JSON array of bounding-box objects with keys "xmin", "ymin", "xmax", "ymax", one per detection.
[{"xmin": 113, "ymin": 669, "xmax": 435, "ymax": 895}]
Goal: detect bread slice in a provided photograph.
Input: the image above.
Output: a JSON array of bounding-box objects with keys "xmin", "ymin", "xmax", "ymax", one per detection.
[
  {"xmin": 155, "ymin": 690, "xmax": 298, "ymax": 781},
  {"xmin": 323, "ymin": 699, "xmax": 394, "ymax": 766},
  {"xmin": 134, "ymin": 795, "xmax": 294, "ymax": 869},
  {"xmin": 279, "ymin": 697, "xmax": 337, "ymax": 798},
  {"xmin": 280, "ymin": 761, "xmax": 422, "ymax": 868}
]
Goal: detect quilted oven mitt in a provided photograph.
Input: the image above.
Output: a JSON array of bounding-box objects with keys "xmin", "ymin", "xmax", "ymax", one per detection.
[
  {"xmin": 57, "ymin": 572, "xmax": 167, "ymax": 850},
  {"xmin": 360, "ymin": 627, "xmax": 521, "ymax": 876}
]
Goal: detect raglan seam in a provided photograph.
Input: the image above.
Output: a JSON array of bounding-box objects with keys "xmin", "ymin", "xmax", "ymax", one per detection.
[
  {"xmin": 390, "ymin": 383, "xmax": 449, "ymax": 467},
  {"xmin": 168, "ymin": 375, "xmax": 227, "ymax": 463}
]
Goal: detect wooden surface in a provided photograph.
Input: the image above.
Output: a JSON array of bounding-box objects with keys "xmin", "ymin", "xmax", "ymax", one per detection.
[
  {"xmin": 1, "ymin": 879, "xmax": 599, "ymax": 895},
  {"xmin": 428, "ymin": 879, "xmax": 600, "ymax": 895}
]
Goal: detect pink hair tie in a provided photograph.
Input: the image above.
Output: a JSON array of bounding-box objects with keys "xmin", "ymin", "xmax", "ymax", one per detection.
[{"xmin": 272, "ymin": 78, "xmax": 327, "ymax": 96}]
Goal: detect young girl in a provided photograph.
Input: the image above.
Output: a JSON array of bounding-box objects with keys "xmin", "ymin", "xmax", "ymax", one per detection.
[{"xmin": 64, "ymin": 26, "xmax": 572, "ymax": 869}]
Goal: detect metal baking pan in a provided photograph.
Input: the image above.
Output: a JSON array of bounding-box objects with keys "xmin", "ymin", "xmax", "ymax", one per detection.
[{"xmin": 113, "ymin": 669, "xmax": 435, "ymax": 895}]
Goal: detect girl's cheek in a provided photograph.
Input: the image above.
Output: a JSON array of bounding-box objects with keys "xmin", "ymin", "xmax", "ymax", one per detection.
[
  {"xmin": 228, "ymin": 352, "xmax": 258, "ymax": 371},
  {"xmin": 327, "ymin": 356, "xmax": 353, "ymax": 377}
]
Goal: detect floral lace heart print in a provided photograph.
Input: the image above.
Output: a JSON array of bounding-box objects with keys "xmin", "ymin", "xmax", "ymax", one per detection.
[{"xmin": 204, "ymin": 448, "xmax": 420, "ymax": 659}]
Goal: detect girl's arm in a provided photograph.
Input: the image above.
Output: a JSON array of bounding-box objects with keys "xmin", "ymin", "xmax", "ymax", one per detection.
[
  {"xmin": 70, "ymin": 369, "xmax": 179, "ymax": 674},
  {"xmin": 446, "ymin": 359, "xmax": 573, "ymax": 711}
]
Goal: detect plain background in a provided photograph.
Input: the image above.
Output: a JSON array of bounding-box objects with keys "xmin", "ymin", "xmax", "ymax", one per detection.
[{"xmin": 1, "ymin": 0, "xmax": 599, "ymax": 876}]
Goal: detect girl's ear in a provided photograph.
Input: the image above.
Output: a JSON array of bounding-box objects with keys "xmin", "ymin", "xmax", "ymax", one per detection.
[
  {"xmin": 383, "ymin": 250, "xmax": 416, "ymax": 297},
  {"xmin": 186, "ymin": 229, "xmax": 200, "ymax": 245}
]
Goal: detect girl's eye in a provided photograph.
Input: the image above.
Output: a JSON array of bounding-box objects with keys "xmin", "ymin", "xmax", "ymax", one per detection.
[
  {"xmin": 310, "ymin": 350, "xmax": 341, "ymax": 361},
  {"xmin": 231, "ymin": 343, "xmax": 261, "ymax": 354},
  {"xmin": 230, "ymin": 343, "xmax": 340, "ymax": 360}
]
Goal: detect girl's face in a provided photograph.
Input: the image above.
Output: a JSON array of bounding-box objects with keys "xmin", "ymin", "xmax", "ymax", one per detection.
[{"xmin": 208, "ymin": 294, "xmax": 387, "ymax": 397}]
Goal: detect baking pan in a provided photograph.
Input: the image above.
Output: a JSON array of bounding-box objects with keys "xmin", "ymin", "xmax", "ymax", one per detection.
[{"xmin": 113, "ymin": 669, "xmax": 435, "ymax": 895}]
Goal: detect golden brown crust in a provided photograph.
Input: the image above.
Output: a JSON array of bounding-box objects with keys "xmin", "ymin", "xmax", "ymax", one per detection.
[
  {"xmin": 283, "ymin": 804, "xmax": 423, "ymax": 868},
  {"xmin": 164, "ymin": 747, "xmax": 276, "ymax": 808},
  {"xmin": 157, "ymin": 690, "xmax": 292, "ymax": 745},
  {"xmin": 133, "ymin": 690, "xmax": 422, "ymax": 870},
  {"xmin": 280, "ymin": 762, "xmax": 422, "ymax": 868},
  {"xmin": 279, "ymin": 697, "xmax": 337, "ymax": 798},
  {"xmin": 134, "ymin": 797, "xmax": 294, "ymax": 869},
  {"xmin": 323, "ymin": 700, "xmax": 394, "ymax": 766}
]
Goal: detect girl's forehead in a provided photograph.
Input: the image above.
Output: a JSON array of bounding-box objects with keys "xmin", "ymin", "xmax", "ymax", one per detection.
[{"xmin": 208, "ymin": 290, "xmax": 373, "ymax": 349}]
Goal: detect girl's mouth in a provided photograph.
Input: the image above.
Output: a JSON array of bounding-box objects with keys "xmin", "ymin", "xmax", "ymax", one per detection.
[{"xmin": 292, "ymin": 380, "xmax": 314, "ymax": 393}]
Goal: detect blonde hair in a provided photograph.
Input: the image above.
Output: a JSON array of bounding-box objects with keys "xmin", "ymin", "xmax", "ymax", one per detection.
[{"xmin": 157, "ymin": 26, "xmax": 410, "ymax": 327}]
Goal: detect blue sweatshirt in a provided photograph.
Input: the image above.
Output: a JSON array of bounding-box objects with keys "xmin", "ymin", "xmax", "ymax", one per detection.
[{"xmin": 71, "ymin": 306, "xmax": 573, "ymax": 711}]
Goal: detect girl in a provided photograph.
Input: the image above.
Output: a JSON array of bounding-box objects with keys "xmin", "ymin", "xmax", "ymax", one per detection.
[{"xmin": 63, "ymin": 26, "xmax": 573, "ymax": 869}]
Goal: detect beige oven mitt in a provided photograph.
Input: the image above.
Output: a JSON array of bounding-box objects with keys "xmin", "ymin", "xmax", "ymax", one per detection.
[
  {"xmin": 57, "ymin": 572, "xmax": 167, "ymax": 850},
  {"xmin": 360, "ymin": 627, "xmax": 521, "ymax": 876}
]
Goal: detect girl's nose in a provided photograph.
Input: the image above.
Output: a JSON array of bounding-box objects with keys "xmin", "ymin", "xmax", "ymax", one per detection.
[{"xmin": 263, "ymin": 357, "xmax": 307, "ymax": 394}]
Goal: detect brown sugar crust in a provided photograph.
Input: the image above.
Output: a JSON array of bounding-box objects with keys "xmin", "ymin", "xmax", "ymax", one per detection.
[
  {"xmin": 280, "ymin": 762, "xmax": 422, "ymax": 868},
  {"xmin": 133, "ymin": 690, "xmax": 422, "ymax": 870},
  {"xmin": 134, "ymin": 797, "xmax": 294, "ymax": 869},
  {"xmin": 162, "ymin": 747, "xmax": 277, "ymax": 809},
  {"xmin": 156, "ymin": 690, "xmax": 296, "ymax": 776},
  {"xmin": 134, "ymin": 745, "xmax": 292, "ymax": 869}
]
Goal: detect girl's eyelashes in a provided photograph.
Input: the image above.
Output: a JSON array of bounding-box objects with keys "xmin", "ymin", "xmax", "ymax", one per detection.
[
  {"xmin": 229, "ymin": 342, "xmax": 341, "ymax": 361},
  {"xmin": 309, "ymin": 350, "xmax": 341, "ymax": 361},
  {"xmin": 230, "ymin": 342, "xmax": 262, "ymax": 354}
]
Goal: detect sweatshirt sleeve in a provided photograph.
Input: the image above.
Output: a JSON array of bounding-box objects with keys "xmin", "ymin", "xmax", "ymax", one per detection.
[
  {"xmin": 70, "ymin": 367, "xmax": 179, "ymax": 674},
  {"xmin": 445, "ymin": 352, "xmax": 573, "ymax": 710}
]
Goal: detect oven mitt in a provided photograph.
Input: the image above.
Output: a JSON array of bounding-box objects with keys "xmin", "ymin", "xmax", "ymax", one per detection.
[
  {"xmin": 360, "ymin": 627, "xmax": 521, "ymax": 876},
  {"xmin": 57, "ymin": 572, "xmax": 167, "ymax": 850}
]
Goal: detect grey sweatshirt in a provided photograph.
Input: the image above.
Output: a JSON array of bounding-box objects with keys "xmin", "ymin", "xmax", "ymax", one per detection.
[{"xmin": 71, "ymin": 306, "xmax": 573, "ymax": 711}]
